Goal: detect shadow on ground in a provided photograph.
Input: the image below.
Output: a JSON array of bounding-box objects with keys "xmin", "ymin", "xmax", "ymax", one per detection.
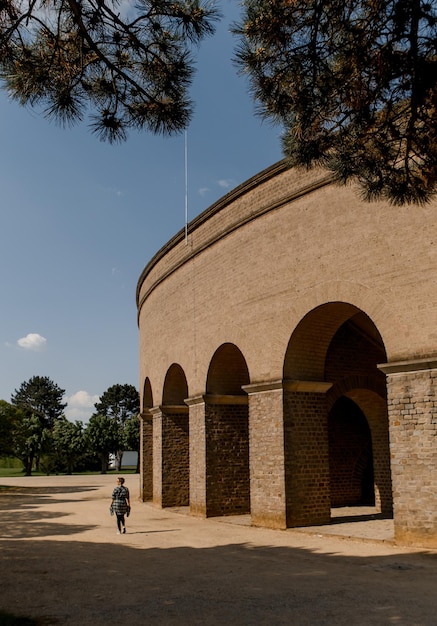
[
  {"xmin": 0, "ymin": 491, "xmax": 97, "ymax": 538},
  {"xmin": 1, "ymin": 534, "xmax": 437, "ymax": 625},
  {"xmin": 329, "ymin": 511, "xmax": 388, "ymax": 524},
  {"xmin": 0, "ymin": 485, "xmax": 98, "ymax": 495},
  {"xmin": 1, "ymin": 481, "xmax": 436, "ymax": 625}
]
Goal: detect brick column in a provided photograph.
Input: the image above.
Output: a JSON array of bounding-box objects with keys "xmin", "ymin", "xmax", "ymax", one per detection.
[
  {"xmin": 161, "ymin": 405, "xmax": 189, "ymax": 507},
  {"xmin": 243, "ymin": 381, "xmax": 287, "ymax": 529},
  {"xmin": 139, "ymin": 412, "xmax": 153, "ymax": 501},
  {"xmin": 150, "ymin": 405, "xmax": 190, "ymax": 508},
  {"xmin": 283, "ymin": 381, "xmax": 332, "ymax": 527},
  {"xmin": 151, "ymin": 406, "xmax": 163, "ymax": 507},
  {"xmin": 186, "ymin": 394, "xmax": 250, "ymax": 518},
  {"xmin": 186, "ymin": 396, "xmax": 207, "ymax": 517},
  {"xmin": 379, "ymin": 358, "xmax": 437, "ymax": 548},
  {"xmin": 204, "ymin": 394, "xmax": 250, "ymax": 517}
]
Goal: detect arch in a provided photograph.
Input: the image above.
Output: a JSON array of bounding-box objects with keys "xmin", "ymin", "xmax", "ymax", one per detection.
[
  {"xmin": 157, "ymin": 364, "xmax": 190, "ymax": 508},
  {"xmin": 142, "ymin": 377, "xmax": 153, "ymax": 413},
  {"xmin": 284, "ymin": 302, "xmax": 386, "ymax": 381},
  {"xmin": 207, "ymin": 343, "xmax": 250, "ymax": 395},
  {"xmin": 282, "ymin": 302, "xmax": 391, "ymax": 527},
  {"xmin": 162, "ymin": 363, "xmax": 188, "ymax": 405},
  {"xmin": 325, "ymin": 312, "xmax": 392, "ymax": 516},
  {"xmin": 203, "ymin": 343, "xmax": 250, "ymax": 517}
]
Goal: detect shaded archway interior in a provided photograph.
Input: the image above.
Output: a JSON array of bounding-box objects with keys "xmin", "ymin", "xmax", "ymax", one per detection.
[{"xmin": 283, "ymin": 302, "xmax": 392, "ymax": 525}]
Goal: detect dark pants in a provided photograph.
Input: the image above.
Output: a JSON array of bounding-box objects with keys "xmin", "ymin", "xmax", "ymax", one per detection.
[{"xmin": 116, "ymin": 513, "xmax": 125, "ymax": 532}]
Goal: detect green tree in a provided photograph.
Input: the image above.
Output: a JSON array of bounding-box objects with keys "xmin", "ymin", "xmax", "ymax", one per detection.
[
  {"xmin": 94, "ymin": 384, "xmax": 140, "ymax": 470},
  {"xmin": 85, "ymin": 413, "xmax": 121, "ymax": 473},
  {"xmin": 50, "ymin": 417, "xmax": 86, "ymax": 474},
  {"xmin": 1, "ymin": 398, "xmax": 49, "ymax": 474},
  {"xmin": 10, "ymin": 376, "xmax": 67, "ymax": 473},
  {"xmin": 11, "ymin": 376, "xmax": 66, "ymax": 429},
  {"xmin": 234, "ymin": 0, "xmax": 437, "ymax": 205},
  {"xmin": 94, "ymin": 384, "xmax": 140, "ymax": 422},
  {"xmin": 11, "ymin": 412, "xmax": 50, "ymax": 475},
  {"xmin": 0, "ymin": 399, "xmax": 17, "ymax": 457},
  {"xmin": 0, "ymin": 0, "xmax": 220, "ymax": 143}
]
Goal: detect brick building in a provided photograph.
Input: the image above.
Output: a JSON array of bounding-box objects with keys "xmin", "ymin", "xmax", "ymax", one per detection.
[{"xmin": 136, "ymin": 160, "xmax": 437, "ymax": 549}]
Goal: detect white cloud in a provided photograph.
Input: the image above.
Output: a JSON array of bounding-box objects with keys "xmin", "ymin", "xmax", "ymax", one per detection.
[
  {"xmin": 217, "ymin": 179, "xmax": 234, "ymax": 189},
  {"xmin": 65, "ymin": 390, "xmax": 100, "ymax": 423},
  {"xmin": 17, "ymin": 333, "xmax": 47, "ymax": 351},
  {"xmin": 198, "ymin": 179, "xmax": 235, "ymax": 197},
  {"xmin": 100, "ymin": 185, "xmax": 124, "ymax": 197}
]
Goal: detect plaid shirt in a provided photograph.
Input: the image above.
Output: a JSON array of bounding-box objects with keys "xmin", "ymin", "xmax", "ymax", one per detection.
[{"xmin": 111, "ymin": 485, "xmax": 130, "ymax": 515}]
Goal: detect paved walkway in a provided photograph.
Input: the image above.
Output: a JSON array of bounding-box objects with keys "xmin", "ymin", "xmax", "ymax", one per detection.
[
  {"xmin": 296, "ymin": 506, "xmax": 394, "ymax": 543},
  {"xmin": 1, "ymin": 475, "xmax": 436, "ymax": 625},
  {"xmin": 172, "ymin": 505, "xmax": 395, "ymax": 544}
]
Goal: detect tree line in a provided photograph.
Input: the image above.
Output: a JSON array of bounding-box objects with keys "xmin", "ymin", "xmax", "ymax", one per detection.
[{"xmin": 0, "ymin": 376, "xmax": 140, "ymax": 476}]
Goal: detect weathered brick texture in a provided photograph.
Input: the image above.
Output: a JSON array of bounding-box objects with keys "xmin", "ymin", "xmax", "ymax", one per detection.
[
  {"xmin": 161, "ymin": 409, "xmax": 189, "ymax": 507},
  {"xmin": 187, "ymin": 397, "xmax": 207, "ymax": 517},
  {"xmin": 140, "ymin": 415, "xmax": 153, "ymax": 501},
  {"xmin": 385, "ymin": 365, "xmax": 437, "ymax": 548},
  {"xmin": 284, "ymin": 389, "xmax": 331, "ymax": 526},
  {"xmin": 205, "ymin": 400, "xmax": 250, "ymax": 517},
  {"xmin": 246, "ymin": 384, "xmax": 287, "ymax": 529},
  {"xmin": 151, "ymin": 407, "xmax": 189, "ymax": 508},
  {"xmin": 152, "ymin": 408, "xmax": 163, "ymax": 506}
]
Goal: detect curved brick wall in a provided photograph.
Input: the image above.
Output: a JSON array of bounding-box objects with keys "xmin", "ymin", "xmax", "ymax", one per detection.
[{"xmin": 137, "ymin": 160, "xmax": 437, "ymax": 548}]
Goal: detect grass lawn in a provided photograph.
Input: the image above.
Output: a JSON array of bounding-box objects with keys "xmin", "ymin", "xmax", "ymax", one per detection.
[
  {"xmin": 0, "ymin": 466, "xmax": 36, "ymax": 478},
  {"xmin": 0, "ymin": 464, "xmax": 138, "ymax": 479}
]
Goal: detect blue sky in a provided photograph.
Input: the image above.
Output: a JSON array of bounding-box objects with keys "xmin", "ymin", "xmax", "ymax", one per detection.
[{"xmin": 0, "ymin": 0, "xmax": 283, "ymax": 421}]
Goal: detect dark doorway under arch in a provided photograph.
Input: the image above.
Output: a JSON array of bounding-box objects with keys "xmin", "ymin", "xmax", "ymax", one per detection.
[{"xmin": 329, "ymin": 396, "xmax": 375, "ymax": 508}]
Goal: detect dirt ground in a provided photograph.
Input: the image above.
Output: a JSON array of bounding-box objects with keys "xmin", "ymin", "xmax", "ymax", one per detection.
[{"xmin": 1, "ymin": 474, "xmax": 437, "ymax": 625}]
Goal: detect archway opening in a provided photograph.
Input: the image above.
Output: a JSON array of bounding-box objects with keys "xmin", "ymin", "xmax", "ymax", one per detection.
[
  {"xmin": 160, "ymin": 364, "xmax": 189, "ymax": 508},
  {"xmin": 142, "ymin": 378, "xmax": 153, "ymax": 412},
  {"xmin": 206, "ymin": 342, "xmax": 249, "ymax": 396},
  {"xmin": 283, "ymin": 302, "xmax": 391, "ymax": 527},
  {"xmin": 140, "ymin": 378, "xmax": 153, "ymax": 501},
  {"xmin": 205, "ymin": 343, "xmax": 250, "ymax": 517},
  {"xmin": 162, "ymin": 363, "xmax": 188, "ymax": 405}
]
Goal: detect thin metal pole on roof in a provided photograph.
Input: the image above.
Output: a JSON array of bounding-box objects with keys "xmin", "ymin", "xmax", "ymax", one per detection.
[{"xmin": 184, "ymin": 130, "xmax": 188, "ymax": 245}]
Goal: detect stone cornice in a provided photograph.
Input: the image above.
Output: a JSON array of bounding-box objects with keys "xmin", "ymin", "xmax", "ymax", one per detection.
[
  {"xmin": 242, "ymin": 380, "xmax": 283, "ymax": 394},
  {"xmin": 378, "ymin": 357, "xmax": 437, "ymax": 375},
  {"xmin": 149, "ymin": 405, "xmax": 189, "ymax": 415},
  {"xmin": 243, "ymin": 380, "xmax": 333, "ymax": 394},
  {"xmin": 162, "ymin": 405, "xmax": 189, "ymax": 415},
  {"xmin": 185, "ymin": 394, "xmax": 248, "ymax": 406},
  {"xmin": 284, "ymin": 380, "xmax": 334, "ymax": 393}
]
